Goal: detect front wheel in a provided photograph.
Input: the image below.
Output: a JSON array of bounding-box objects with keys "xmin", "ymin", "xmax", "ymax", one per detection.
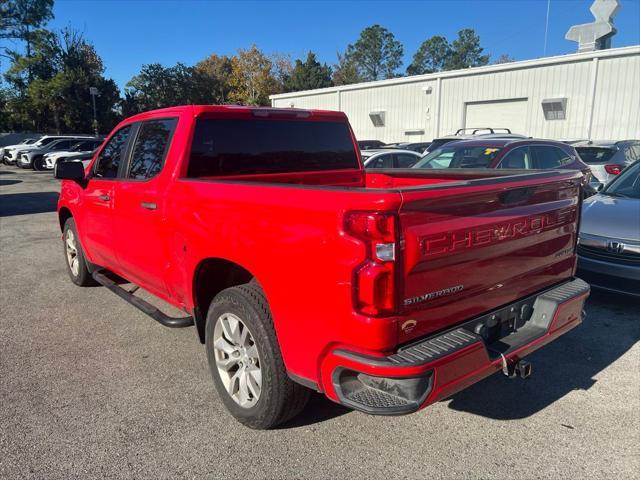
[
  {"xmin": 62, "ymin": 218, "xmax": 97, "ymax": 286},
  {"xmin": 205, "ymin": 284, "xmax": 310, "ymax": 429},
  {"xmin": 33, "ymin": 157, "xmax": 46, "ymax": 171}
]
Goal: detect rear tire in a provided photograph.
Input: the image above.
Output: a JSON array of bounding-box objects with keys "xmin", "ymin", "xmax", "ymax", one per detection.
[
  {"xmin": 62, "ymin": 218, "xmax": 97, "ymax": 286},
  {"xmin": 205, "ymin": 283, "xmax": 310, "ymax": 429}
]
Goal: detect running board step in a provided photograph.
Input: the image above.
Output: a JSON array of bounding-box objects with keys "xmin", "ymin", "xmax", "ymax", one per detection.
[{"xmin": 92, "ymin": 270, "xmax": 194, "ymax": 328}]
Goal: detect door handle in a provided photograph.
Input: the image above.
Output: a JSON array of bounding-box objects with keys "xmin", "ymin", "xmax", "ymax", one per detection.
[
  {"xmin": 99, "ymin": 194, "xmax": 110, "ymax": 201},
  {"xmin": 140, "ymin": 202, "xmax": 157, "ymax": 210}
]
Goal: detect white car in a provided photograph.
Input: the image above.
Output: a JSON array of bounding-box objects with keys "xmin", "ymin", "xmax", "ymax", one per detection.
[
  {"xmin": 1, "ymin": 137, "xmax": 40, "ymax": 164},
  {"xmin": 42, "ymin": 139, "xmax": 103, "ymax": 170},
  {"xmin": 361, "ymin": 149, "xmax": 422, "ymax": 169},
  {"xmin": 8, "ymin": 135, "xmax": 96, "ymax": 165}
]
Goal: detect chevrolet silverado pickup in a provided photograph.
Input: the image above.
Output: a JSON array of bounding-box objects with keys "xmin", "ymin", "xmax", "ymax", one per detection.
[{"xmin": 55, "ymin": 105, "xmax": 590, "ymax": 429}]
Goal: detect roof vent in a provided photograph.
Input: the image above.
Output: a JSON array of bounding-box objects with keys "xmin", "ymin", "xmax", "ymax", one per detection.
[{"xmin": 566, "ymin": 0, "xmax": 621, "ymax": 52}]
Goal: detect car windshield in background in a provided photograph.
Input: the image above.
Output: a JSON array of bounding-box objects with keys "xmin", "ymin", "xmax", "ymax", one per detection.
[
  {"xmin": 602, "ymin": 161, "xmax": 640, "ymax": 198},
  {"xmin": 575, "ymin": 147, "xmax": 616, "ymax": 164},
  {"xmin": 188, "ymin": 119, "xmax": 359, "ymax": 177},
  {"xmin": 413, "ymin": 145, "xmax": 503, "ymax": 169}
]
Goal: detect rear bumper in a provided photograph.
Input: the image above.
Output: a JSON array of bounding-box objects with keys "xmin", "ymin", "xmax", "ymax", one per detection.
[{"xmin": 321, "ymin": 278, "xmax": 590, "ymax": 415}]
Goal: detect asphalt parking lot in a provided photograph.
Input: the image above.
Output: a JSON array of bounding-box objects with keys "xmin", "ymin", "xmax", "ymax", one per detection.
[{"xmin": 1, "ymin": 167, "xmax": 638, "ymax": 479}]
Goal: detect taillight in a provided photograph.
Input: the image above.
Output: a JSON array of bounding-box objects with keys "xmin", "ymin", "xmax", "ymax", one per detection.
[
  {"xmin": 344, "ymin": 212, "xmax": 398, "ymax": 316},
  {"xmin": 604, "ymin": 164, "xmax": 622, "ymax": 175}
]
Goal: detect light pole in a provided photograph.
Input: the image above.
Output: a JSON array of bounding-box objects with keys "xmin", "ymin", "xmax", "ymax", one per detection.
[{"xmin": 89, "ymin": 86, "xmax": 99, "ymax": 135}]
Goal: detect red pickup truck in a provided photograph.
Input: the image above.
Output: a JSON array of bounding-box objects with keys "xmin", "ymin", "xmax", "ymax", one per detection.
[{"xmin": 55, "ymin": 105, "xmax": 589, "ymax": 429}]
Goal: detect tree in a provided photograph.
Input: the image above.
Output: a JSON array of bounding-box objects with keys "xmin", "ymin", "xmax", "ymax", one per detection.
[
  {"xmin": 284, "ymin": 52, "xmax": 332, "ymax": 92},
  {"xmin": 406, "ymin": 35, "xmax": 450, "ymax": 75},
  {"xmin": 270, "ymin": 53, "xmax": 293, "ymax": 94},
  {"xmin": 445, "ymin": 28, "xmax": 489, "ymax": 70},
  {"xmin": 0, "ymin": 0, "xmax": 54, "ymax": 79},
  {"xmin": 332, "ymin": 51, "xmax": 361, "ymax": 86},
  {"xmin": 494, "ymin": 53, "xmax": 515, "ymax": 64},
  {"xmin": 346, "ymin": 25, "xmax": 403, "ymax": 81},
  {"xmin": 3, "ymin": 28, "xmax": 120, "ymax": 133},
  {"xmin": 228, "ymin": 45, "xmax": 277, "ymax": 105},
  {"xmin": 126, "ymin": 62, "xmax": 218, "ymax": 111},
  {"xmin": 195, "ymin": 54, "xmax": 233, "ymax": 104}
]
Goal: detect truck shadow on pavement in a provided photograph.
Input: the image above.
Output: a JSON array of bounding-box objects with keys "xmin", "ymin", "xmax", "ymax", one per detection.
[
  {"xmin": 0, "ymin": 191, "xmax": 59, "ymax": 217},
  {"xmin": 279, "ymin": 392, "xmax": 350, "ymax": 428},
  {"xmin": 0, "ymin": 179, "xmax": 22, "ymax": 186},
  {"xmin": 447, "ymin": 290, "xmax": 639, "ymax": 420}
]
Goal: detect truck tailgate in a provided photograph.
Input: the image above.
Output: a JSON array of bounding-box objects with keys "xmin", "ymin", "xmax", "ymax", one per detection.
[{"xmin": 398, "ymin": 171, "xmax": 582, "ymax": 342}]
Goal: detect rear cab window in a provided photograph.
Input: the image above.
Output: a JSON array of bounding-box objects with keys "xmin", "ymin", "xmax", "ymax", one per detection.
[{"xmin": 187, "ymin": 118, "xmax": 359, "ymax": 177}]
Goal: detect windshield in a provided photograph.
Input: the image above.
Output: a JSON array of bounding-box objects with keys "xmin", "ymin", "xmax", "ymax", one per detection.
[
  {"xmin": 413, "ymin": 145, "xmax": 503, "ymax": 169},
  {"xmin": 576, "ymin": 147, "xmax": 617, "ymax": 164},
  {"xmin": 602, "ymin": 161, "xmax": 640, "ymax": 198}
]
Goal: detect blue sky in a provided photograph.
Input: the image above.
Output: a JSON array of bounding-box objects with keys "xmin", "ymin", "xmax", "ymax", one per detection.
[{"xmin": 6, "ymin": 0, "xmax": 640, "ymax": 90}]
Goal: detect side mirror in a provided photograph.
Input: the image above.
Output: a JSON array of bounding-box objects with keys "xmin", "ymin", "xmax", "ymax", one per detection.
[
  {"xmin": 596, "ymin": 183, "xmax": 604, "ymax": 192},
  {"xmin": 54, "ymin": 161, "xmax": 85, "ymax": 180}
]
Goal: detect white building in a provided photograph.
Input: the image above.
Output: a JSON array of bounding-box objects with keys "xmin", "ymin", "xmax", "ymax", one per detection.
[{"xmin": 271, "ymin": 45, "xmax": 640, "ymax": 142}]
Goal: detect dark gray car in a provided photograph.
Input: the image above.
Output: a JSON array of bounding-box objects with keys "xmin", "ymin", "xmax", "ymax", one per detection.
[{"xmin": 577, "ymin": 160, "xmax": 640, "ymax": 297}]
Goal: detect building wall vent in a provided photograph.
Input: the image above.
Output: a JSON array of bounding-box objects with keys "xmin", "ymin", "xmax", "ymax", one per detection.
[
  {"xmin": 541, "ymin": 98, "xmax": 567, "ymax": 120},
  {"xmin": 369, "ymin": 111, "xmax": 386, "ymax": 127},
  {"xmin": 404, "ymin": 129, "xmax": 425, "ymax": 136}
]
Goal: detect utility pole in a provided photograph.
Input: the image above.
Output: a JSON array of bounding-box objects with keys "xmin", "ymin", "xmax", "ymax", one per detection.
[
  {"xmin": 544, "ymin": 0, "xmax": 551, "ymax": 56},
  {"xmin": 89, "ymin": 87, "xmax": 99, "ymax": 135}
]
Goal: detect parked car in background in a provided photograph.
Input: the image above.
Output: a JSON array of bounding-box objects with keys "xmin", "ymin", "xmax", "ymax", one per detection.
[
  {"xmin": 357, "ymin": 139, "xmax": 386, "ymax": 150},
  {"xmin": 425, "ymin": 128, "xmax": 527, "ymax": 153},
  {"xmin": 382, "ymin": 142, "xmax": 432, "ymax": 154},
  {"xmin": 49, "ymin": 149, "xmax": 99, "ymax": 169},
  {"xmin": 573, "ymin": 140, "xmax": 640, "ymax": 187},
  {"xmin": 42, "ymin": 139, "xmax": 104, "ymax": 170},
  {"xmin": 412, "ymin": 138, "xmax": 595, "ymax": 195},
  {"xmin": 6, "ymin": 135, "xmax": 93, "ymax": 165},
  {"xmin": 1, "ymin": 137, "xmax": 41, "ymax": 164},
  {"xmin": 17, "ymin": 137, "xmax": 97, "ymax": 170},
  {"xmin": 577, "ymin": 160, "xmax": 640, "ymax": 297},
  {"xmin": 362, "ymin": 149, "xmax": 422, "ymax": 169}
]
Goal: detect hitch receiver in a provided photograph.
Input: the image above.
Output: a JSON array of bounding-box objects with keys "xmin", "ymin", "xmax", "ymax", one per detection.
[{"xmin": 501, "ymin": 357, "xmax": 532, "ymax": 379}]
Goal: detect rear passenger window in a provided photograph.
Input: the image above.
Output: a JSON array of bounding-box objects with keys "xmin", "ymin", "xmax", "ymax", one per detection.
[
  {"xmin": 94, "ymin": 126, "xmax": 131, "ymax": 178},
  {"xmin": 128, "ymin": 119, "xmax": 177, "ymax": 180},
  {"xmin": 396, "ymin": 154, "xmax": 418, "ymax": 168},
  {"xmin": 532, "ymin": 146, "xmax": 572, "ymax": 169},
  {"xmin": 498, "ymin": 147, "xmax": 532, "ymax": 169}
]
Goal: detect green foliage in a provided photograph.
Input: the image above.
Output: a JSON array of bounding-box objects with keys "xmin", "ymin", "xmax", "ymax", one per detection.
[
  {"xmin": 407, "ymin": 29, "xmax": 489, "ymax": 76},
  {"xmin": 445, "ymin": 28, "xmax": 490, "ymax": 70},
  {"xmin": 346, "ymin": 25, "xmax": 403, "ymax": 81},
  {"xmin": 284, "ymin": 52, "xmax": 332, "ymax": 92},
  {"xmin": 195, "ymin": 54, "xmax": 234, "ymax": 103},
  {"xmin": 3, "ymin": 27, "xmax": 121, "ymax": 133},
  {"xmin": 406, "ymin": 35, "xmax": 450, "ymax": 75},
  {"xmin": 1, "ymin": 0, "xmax": 54, "ymax": 76},
  {"xmin": 125, "ymin": 63, "xmax": 219, "ymax": 112},
  {"xmin": 332, "ymin": 51, "xmax": 362, "ymax": 86}
]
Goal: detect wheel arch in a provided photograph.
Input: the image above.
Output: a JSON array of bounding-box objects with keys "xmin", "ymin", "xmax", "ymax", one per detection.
[
  {"xmin": 58, "ymin": 206, "xmax": 73, "ymax": 232},
  {"xmin": 192, "ymin": 257, "xmax": 257, "ymax": 343}
]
